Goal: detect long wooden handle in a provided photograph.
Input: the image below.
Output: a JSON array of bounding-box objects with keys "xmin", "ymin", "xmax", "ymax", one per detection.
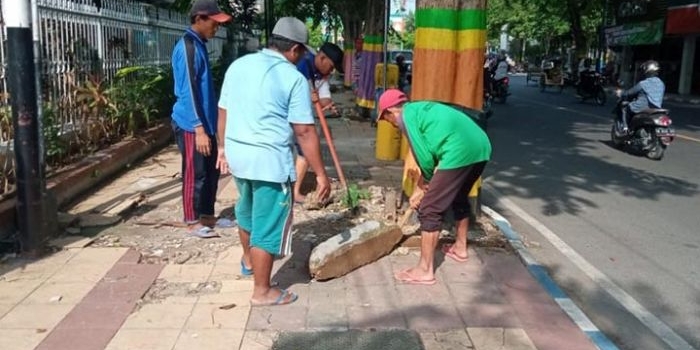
[
  {"xmin": 310, "ymin": 81, "xmax": 348, "ymax": 190},
  {"xmin": 398, "ymin": 207, "xmax": 414, "ymax": 228}
]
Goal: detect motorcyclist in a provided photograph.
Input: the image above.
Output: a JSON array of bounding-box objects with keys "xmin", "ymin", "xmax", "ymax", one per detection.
[
  {"xmin": 616, "ymin": 60, "xmax": 665, "ymax": 133},
  {"xmin": 577, "ymin": 58, "xmax": 596, "ymax": 94},
  {"xmin": 491, "ymin": 52, "xmax": 509, "ymax": 94}
]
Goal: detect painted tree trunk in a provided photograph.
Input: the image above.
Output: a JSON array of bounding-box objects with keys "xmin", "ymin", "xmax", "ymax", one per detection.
[
  {"xmin": 357, "ymin": 35, "xmax": 384, "ymax": 108},
  {"xmin": 356, "ymin": 0, "xmax": 385, "ymax": 109},
  {"xmin": 412, "ymin": 0, "xmax": 487, "ymax": 107},
  {"xmin": 403, "ymin": 0, "xmax": 487, "ymax": 196}
]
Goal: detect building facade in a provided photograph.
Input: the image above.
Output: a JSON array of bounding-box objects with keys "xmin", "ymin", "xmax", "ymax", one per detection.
[{"xmin": 605, "ymin": 0, "xmax": 699, "ymax": 95}]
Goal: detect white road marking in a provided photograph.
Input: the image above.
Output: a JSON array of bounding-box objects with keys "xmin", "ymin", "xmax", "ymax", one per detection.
[{"xmin": 483, "ymin": 182, "xmax": 697, "ymax": 350}]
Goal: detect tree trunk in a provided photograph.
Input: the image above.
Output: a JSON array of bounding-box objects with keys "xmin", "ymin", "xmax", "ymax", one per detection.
[
  {"xmin": 567, "ymin": 0, "xmax": 588, "ymax": 58},
  {"xmin": 356, "ymin": 0, "xmax": 386, "ymax": 109},
  {"xmin": 412, "ymin": 0, "xmax": 487, "ymax": 107},
  {"xmin": 402, "ymin": 0, "xmax": 488, "ymax": 197},
  {"xmin": 337, "ymin": 1, "xmax": 366, "ymax": 88}
]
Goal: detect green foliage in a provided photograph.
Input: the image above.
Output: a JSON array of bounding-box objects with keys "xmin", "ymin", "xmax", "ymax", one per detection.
[
  {"xmin": 487, "ymin": 0, "xmax": 606, "ymax": 56},
  {"xmin": 41, "ymin": 103, "xmax": 68, "ymax": 163},
  {"xmin": 307, "ymin": 20, "xmax": 326, "ymax": 49},
  {"xmin": 107, "ymin": 65, "xmax": 173, "ymax": 136},
  {"xmin": 341, "ymin": 184, "xmax": 370, "ymax": 209}
]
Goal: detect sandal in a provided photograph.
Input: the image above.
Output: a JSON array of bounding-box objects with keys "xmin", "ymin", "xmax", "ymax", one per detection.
[
  {"xmin": 188, "ymin": 226, "xmax": 219, "ymax": 239},
  {"xmin": 240, "ymin": 259, "xmax": 253, "ymax": 276},
  {"xmin": 250, "ymin": 289, "xmax": 298, "ymax": 306},
  {"xmin": 442, "ymin": 244, "xmax": 469, "ymax": 263},
  {"xmin": 394, "ymin": 269, "xmax": 436, "ymax": 285}
]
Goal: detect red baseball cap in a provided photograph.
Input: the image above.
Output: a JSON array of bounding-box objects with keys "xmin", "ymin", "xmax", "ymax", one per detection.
[{"xmin": 378, "ymin": 89, "xmax": 408, "ymax": 119}]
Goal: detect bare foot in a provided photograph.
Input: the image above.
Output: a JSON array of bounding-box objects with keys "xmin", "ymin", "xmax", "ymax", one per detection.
[
  {"xmin": 294, "ymin": 193, "xmax": 306, "ymax": 204},
  {"xmin": 394, "ymin": 267, "xmax": 436, "ymax": 285}
]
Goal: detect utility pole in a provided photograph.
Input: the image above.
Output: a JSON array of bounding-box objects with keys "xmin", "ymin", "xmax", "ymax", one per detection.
[{"xmin": 2, "ymin": 0, "xmax": 47, "ymax": 254}]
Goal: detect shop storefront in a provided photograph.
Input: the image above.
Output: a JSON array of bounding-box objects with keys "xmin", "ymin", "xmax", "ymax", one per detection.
[{"xmin": 665, "ymin": 0, "xmax": 700, "ymax": 95}]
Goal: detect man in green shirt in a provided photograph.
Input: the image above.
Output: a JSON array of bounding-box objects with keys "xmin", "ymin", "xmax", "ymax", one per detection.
[{"xmin": 377, "ymin": 89, "xmax": 492, "ymax": 285}]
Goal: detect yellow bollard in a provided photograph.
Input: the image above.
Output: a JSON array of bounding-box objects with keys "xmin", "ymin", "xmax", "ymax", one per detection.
[
  {"xmin": 399, "ymin": 134, "xmax": 409, "ymax": 160},
  {"xmin": 375, "ymin": 120, "xmax": 401, "ymax": 160}
]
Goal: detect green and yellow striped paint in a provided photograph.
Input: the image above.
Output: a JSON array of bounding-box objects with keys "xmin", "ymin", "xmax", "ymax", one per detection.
[
  {"xmin": 403, "ymin": 1, "xmax": 487, "ymax": 197},
  {"xmin": 357, "ymin": 35, "xmax": 384, "ymax": 109},
  {"xmin": 411, "ymin": 5, "xmax": 487, "ymax": 108}
]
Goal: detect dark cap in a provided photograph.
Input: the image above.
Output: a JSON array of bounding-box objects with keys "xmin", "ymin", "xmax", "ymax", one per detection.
[
  {"xmin": 319, "ymin": 42, "xmax": 344, "ymax": 73},
  {"xmin": 189, "ymin": 0, "xmax": 232, "ymax": 23}
]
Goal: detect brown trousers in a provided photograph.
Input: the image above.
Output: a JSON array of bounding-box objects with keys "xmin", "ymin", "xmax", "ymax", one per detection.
[{"xmin": 418, "ymin": 161, "xmax": 487, "ymax": 232}]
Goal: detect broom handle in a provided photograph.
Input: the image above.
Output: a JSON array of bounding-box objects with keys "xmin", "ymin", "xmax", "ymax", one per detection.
[{"xmin": 309, "ymin": 80, "xmax": 348, "ymax": 190}]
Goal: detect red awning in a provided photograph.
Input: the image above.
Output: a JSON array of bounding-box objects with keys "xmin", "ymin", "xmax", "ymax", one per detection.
[{"xmin": 666, "ymin": 5, "xmax": 700, "ymax": 34}]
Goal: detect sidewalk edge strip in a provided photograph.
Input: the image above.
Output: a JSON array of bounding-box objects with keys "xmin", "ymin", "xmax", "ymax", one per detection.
[{"xmin": 482, "ymin": 205, "xmax": 619, "ymax": 350}]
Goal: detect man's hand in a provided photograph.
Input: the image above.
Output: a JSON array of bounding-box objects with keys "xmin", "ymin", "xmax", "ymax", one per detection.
[
  {"xmin": 311, "ymin": 90, "xmax": 320, "ymax": 104},
  {"xmin": 314, "ymin": 174, "xmax": 331, "ymax": 202},
  {"xmin": 409, "ymin": 188, "xmax": 424, "ymax": 210},
  {"xmin": 195, "ymin": 126, "xmax": 211, "ymax": 156},
  {"xmin": 215, "ymin": 147, "xmax": 228, "ymax": 174},
  {"xmin": 321, "ymin": 101, "xmax": 339, "ymax": 115}
]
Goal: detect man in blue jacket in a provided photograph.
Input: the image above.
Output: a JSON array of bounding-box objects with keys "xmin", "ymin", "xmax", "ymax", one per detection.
[
  {"xmin": 293, "ymin": 42, "xmax": 343, "ymax": 203},
  {"xmin": 171, "ymin": 0, "xmax": 231, "ymax": 237}
]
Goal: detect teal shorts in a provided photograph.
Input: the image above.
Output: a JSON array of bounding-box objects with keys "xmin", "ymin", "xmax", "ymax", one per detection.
[{"xmin": 234, "ymin": 177, "xmax": 294, "ymax": 256}]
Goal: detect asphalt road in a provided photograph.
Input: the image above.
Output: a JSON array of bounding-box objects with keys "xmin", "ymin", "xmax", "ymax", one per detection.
[{"xmin": 481, "ymin": 75, "xmax": 700, "ymax": 350}]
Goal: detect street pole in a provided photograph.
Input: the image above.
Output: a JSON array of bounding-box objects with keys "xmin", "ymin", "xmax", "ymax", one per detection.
[
  {"xmin": 383, "ymin": 0, "xmax": 389, "ymax": 90},
  {"xmin": 2, "ymin": 0, "xmax": 46, "ymax": 254},
  {"xmin": 264, "ymin": 0, "xmax": 273, "ymax": 45}
]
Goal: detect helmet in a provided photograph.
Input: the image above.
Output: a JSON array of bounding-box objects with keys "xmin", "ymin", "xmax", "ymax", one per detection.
[{"xmin": 641, "ymin": 60, "xmax": 660, "ymax": 76}]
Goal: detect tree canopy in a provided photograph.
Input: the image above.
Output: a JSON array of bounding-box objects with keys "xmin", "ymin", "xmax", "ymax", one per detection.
[{"xmin": 487, "ymin": 0, "xmax": 606, "ymax": 57}]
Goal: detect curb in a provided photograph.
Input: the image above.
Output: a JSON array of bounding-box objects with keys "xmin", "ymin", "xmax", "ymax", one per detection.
[
  {"xmin": 0, "ymin": 123, "xmax": 173, "ymax": 237},
  {"xmin": 482, "ymin": 205, "xmax": 619, "ymax": 350}
]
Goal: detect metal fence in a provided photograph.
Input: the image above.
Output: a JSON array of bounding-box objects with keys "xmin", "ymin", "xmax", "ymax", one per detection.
[{"xmin": 0, "ymin": 0, "xmax": 228, "ymax": 196}]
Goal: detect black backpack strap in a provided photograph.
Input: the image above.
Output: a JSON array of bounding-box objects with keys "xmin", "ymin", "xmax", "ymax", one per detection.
[{"xmin": 183, "ymin": 33, "xmax": 207, "ymax": 126}]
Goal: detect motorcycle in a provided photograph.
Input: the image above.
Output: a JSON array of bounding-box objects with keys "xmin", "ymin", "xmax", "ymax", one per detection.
[
  {"xmin": 492, "ymin": 76, "xmax": 510, "ymax": 103},
  {"xmin": 610, "ymin": 94, "xmax": 675, "ymax": 160},
  {"xmin": 483, "ymin": 90, "xmax": 494, "ymax": 119},
  {"xmin": 577, "ymin": 72, "xmax": 607, "ymax": 105}
]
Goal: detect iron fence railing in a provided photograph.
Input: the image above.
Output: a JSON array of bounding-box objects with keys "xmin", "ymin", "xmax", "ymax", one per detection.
[{"xmin": 0, "ymin": 0, "xmax": 228, "ymax": 196}]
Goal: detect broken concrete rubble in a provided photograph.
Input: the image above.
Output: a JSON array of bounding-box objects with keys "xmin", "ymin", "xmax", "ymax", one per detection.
[{"xmin": 308, "ymin": 220, "xmax": 403, "ymax": 280}]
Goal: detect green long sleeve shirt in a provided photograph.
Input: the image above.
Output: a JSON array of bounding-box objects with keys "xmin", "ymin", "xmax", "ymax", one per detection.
[{"xmin": 402, "ymin": 101, "xmax": 492, "ymax": 181}]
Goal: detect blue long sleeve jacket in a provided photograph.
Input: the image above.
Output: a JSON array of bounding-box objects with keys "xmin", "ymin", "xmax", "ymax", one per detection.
[{"xmin": 171, "ymin": 29, "xmax": 217, "ymax": 135}]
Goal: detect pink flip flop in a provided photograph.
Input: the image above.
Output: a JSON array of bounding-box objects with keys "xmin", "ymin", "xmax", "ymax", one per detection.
[
  {"xmin": 442, "ymin": 244, "xmax": 469, "ymax": 263},
  {"xmin": 394, "ymin": 269, "xmax": 437, "ymax": 285}
]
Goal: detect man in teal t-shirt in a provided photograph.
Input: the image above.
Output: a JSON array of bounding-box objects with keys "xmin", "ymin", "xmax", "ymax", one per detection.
[{"xmin": 377, "ymin": 89, "xmax": 492, "ymax": 285}]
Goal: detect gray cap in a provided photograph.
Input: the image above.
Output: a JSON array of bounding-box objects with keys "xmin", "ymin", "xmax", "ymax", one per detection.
[{"xmin": 272, "ymin": 17, "xmax": 315, "ymax": 53}]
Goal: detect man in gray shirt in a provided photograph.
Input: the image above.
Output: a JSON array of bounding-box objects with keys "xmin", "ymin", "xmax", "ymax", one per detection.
[{"xmin": 618, "ymin": 60, "xmax": 665, "ymax": 131}]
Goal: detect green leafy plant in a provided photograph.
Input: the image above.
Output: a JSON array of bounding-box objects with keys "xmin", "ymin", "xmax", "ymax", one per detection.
[
  {"xmin": 41, "ymin": 103, "xmax": 68, "ymax": 164},
  {"xmin": 108, "ymin": 65, "xmax": 172, "ymax": 136},
  {"xmin": 341, "ymin": 183, "xmax": 370, "ymax": 209}
]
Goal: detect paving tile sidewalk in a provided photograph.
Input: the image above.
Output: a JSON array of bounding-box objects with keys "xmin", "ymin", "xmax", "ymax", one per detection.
[{"xmin": 0, "ymin": 91, "xmax": 598, "ymax": 349}]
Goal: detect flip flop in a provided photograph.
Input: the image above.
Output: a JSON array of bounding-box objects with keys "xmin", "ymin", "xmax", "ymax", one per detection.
[
  {"xmin": 250, "ymin": 289, "xmax": 298, "ymax": 307},
  {"xmin": 441, "ymin": 244, "xmax": 469, "ymax": 263},
  {"xmin": 240, "ymin": 259, "xmax": 253, "ymax": 276},
  {"xmin": 394, "ymin": 269, "xmax": 437, "ymax": 285},
  {"xmin": 216, "ymin": 218, "xmax": 236, "ymax": 228},
  {"xmin": 189, "ymin": 226, "xmax": 219, "ymax": 239}
]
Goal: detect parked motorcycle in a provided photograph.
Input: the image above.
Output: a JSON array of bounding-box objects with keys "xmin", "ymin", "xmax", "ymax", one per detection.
[
  {"xmin": 492, "ymin": 77, "xmax": 510, "ymax": 103},
  {"xmin": 577, "ymin": 72, "xmax": 607, "ymax": 105},
  {"xmin": 610, "ymin": 93, "xmax": 675, "ymax": 160}
]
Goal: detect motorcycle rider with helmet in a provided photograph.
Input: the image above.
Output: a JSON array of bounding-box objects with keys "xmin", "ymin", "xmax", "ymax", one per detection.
[{"xmin": 617, "ymin": 60, "xmax": 665, "ymax": 133}]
